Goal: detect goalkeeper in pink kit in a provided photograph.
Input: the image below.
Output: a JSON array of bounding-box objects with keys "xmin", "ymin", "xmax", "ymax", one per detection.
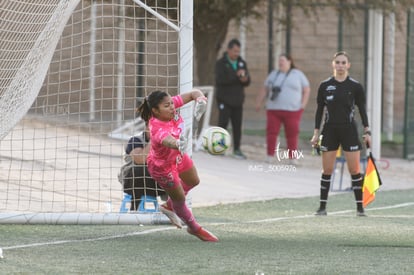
[{"xmin": 137, "ymin": 88, "xmax": 218, "ymax": 242}]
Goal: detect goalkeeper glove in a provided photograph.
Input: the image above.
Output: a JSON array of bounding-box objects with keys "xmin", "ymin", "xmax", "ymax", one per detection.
[
  {"xmin": 194, "ymin": 96, "xmax": 207, "ymax": 121},
  {"xmin": 176, "ymin": 134, "xmax": 188, "ymax": 154}
]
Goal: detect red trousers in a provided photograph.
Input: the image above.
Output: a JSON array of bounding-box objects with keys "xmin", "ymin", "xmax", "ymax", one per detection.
[{"xmin": 266, "ymin": 109, "xmax": 303, "ymax": 158}]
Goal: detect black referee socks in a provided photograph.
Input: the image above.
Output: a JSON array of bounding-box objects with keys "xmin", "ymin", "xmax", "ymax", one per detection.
[
  {"xmin": 351, "ymin": 173, "xmax": 364, "ymax": 212},
  {"xmin": 319, "ymin": 174, "xmax": 331, "ymax": 210}
]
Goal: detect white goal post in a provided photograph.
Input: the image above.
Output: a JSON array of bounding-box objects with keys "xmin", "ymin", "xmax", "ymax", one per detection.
[{"xmin": 0, "ymin": 0, "xmax": 193, "ymax": 224}]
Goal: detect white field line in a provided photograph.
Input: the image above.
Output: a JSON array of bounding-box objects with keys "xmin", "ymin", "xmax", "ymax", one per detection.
[
  {"xmin": 243, "ymin": 202, "xmax": 414, "ymax": 224},
  {"xmin": 332, "ymin": 214, "xmax": 414, "ymax": 218},
  {"xmin": 2, "ymin": 227, "xmax": 176, "ymax": 251},
  {"xmin": 2, "ymin": 202, "xmax": 414, "ymax": 252}
]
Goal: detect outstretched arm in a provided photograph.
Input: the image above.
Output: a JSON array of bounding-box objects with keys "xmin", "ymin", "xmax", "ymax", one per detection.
[
  {"xmin": 162, "ymin": 135, "xmax": 180, "ymax": 149},
  {"xmin": 179, "ymin": 88, "xmax": 208, "ymax": 121},
  {"xmin": 161, "ymin": 133, "xmax": 188, "ymax": 154},
  {"xmin": 180, "ymin": 88, "xmax": 205, "ymax": 105}
]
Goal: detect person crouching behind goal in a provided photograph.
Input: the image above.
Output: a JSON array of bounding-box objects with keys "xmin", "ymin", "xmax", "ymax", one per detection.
[
  {"xmin": 118, "ymin": 128, "xmax": 167, "ymax": 211},
  {"xmin": 137, "ymin": 89, "xmax": 219, "ymax": 242},
  {"xmin": 310, "ymin": 51, "xmax": 372, "ymax": 217}
]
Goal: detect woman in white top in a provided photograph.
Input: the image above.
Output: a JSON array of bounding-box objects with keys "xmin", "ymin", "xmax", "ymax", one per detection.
[{"xmin": 256, "ymin": 54, "xmax": 311, "ymax": 163}]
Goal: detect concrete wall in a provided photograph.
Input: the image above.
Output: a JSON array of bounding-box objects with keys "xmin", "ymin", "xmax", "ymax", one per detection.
[
  {"xmin": 217, "ymin": 4, "xmax": 407, "ymax": 134},
  {"xmin": 33, "ymin": 2, "xmax": 407, "ymax": 135}
]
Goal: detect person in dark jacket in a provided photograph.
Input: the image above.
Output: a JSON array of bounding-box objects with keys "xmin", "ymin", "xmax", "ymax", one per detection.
[{"xmin": 215, "ymin": 38, "xmax": 251, "ymax": 159}]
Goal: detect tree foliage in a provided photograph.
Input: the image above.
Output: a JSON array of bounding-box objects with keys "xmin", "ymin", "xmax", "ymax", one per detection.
[
  {"xmin": 193, "ymin": 0, "xmax": 265, "ymax": 85},
  {"xmin": 193, "ymin": 0, "xmax": 414, "ymax": 85},
  {"xmin": 98, "ymin": 0, "xmax": 414, "ymax": 85}
]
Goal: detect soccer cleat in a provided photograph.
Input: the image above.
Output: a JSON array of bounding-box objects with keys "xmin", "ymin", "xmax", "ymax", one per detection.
[
  {"xmin": 187, "ymin": 227, "xmax": 219, "ymax": 242},
  {"xmin": 233, "ymin": 149, "xmax": 247, "ymax": 160},
  {"xmin": 160, "ymin": 204, "xmax": 183, "ymax": 229},
  {"xmin": 357, "ymin": 210, "xmax": 367, "ymax": 217},
  {"xmin": 315, "ymin": 208, "xmax": 327, "ymax": 216}
]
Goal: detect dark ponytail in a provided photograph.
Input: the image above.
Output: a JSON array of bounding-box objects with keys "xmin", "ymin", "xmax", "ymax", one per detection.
[
  {"xmin": 137, "ymin": 90, "xmax": 169, "ymax": 123},
  {"xmin": 137, "ymin": 97, "xmax": 151, "ymax": 123}
]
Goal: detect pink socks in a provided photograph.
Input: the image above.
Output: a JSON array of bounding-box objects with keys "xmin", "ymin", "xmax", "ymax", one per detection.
[{"xmin": 171, "ymin": 200, "xmax": 201, "ymax": 232}]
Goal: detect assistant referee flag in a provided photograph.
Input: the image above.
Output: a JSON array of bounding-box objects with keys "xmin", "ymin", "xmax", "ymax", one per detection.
[{"xmin": 362, "ymin": 152, "xmax": 382, "ymax": 207}]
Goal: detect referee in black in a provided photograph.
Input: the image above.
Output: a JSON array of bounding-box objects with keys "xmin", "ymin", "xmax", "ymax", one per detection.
[{"xmin": 310, "ymin": 51, "xmax": 371, "ymax": 216}]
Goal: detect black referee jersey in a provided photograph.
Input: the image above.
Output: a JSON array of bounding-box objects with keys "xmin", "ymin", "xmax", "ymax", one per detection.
[{"xmin": 315, "ymin": 76, "xmax": 369, "ymax": 129}]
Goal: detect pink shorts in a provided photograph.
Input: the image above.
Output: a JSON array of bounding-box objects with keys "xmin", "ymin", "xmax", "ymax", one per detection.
[{"xmin": 147, "ymin": 153, "xmax": 193, "ymax": 190}]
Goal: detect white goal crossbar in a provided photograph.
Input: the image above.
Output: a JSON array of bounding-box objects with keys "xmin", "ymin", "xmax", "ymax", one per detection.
[{"xmin": 0, "ymin": 212, "xmax": 168, "ymax": 225}]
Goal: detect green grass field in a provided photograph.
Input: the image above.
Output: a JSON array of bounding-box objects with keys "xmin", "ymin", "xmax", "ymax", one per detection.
[{"xmin": 1, "ymin": 189, "xmax": 414, "ymax": 274}]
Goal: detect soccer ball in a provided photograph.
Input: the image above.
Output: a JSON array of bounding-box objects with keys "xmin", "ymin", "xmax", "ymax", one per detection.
[{"xmin": 202, "ymin": 127, "xmax": 231, "ymax": 155}]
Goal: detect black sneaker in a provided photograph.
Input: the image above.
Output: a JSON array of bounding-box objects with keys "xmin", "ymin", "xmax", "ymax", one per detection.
[
  {"xmin": 315, "ymin": 208, "xmax": 327, "ymax": 216},
  {"xmin": 357, "ymin": 210, "xmax": 367, "ymax": 217},
  {"xmin": 233, "ymin": 149, "xmax": 247, "ymax": 159}
]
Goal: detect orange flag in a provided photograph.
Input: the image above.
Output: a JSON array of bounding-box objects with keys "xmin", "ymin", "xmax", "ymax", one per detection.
[{"xmin": 362, "ymin": 152, "xmax": 383, "ymax": 207}]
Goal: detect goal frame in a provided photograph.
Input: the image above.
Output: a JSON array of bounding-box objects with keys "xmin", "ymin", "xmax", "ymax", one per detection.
[{"xmin": 0, "ymin": 0, "xmax": 193, "ymax": 225}]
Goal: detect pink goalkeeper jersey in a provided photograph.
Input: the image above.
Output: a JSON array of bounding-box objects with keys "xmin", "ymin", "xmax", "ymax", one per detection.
[{"xmin": 147, "ymin": 95, "xmax": 185, "ymax": 172}]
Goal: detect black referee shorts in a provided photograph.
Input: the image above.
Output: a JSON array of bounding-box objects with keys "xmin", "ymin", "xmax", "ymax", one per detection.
[{"xmin": 320, "ymin": 123, "xmax": 362, "ymax": 152}]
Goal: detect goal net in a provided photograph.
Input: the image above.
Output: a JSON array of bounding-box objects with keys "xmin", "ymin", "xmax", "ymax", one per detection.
[{"xmin": 0, "ymin": 0, "xmax": 191, "ymax": 224}]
